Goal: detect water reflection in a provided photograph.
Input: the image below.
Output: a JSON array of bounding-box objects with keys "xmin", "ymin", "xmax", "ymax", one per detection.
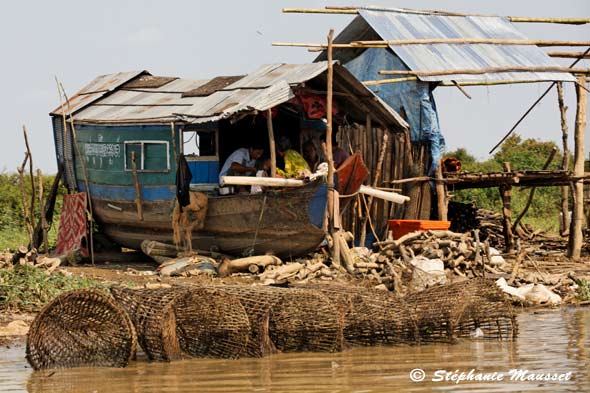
[{"xmin": 0, "ymin": 308, "xmax": 587, "ymax": 393}]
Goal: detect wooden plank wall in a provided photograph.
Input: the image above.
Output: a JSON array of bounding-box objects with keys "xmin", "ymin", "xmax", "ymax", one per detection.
[{"xmin": 337, "ymin": 123, "xmax": 429, "ymax": 243}]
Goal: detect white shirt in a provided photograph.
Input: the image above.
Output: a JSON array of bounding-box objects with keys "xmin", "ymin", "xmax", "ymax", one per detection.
[{"xmin": 219, "ymin": 148, "xmax": 255, "ymax": 185}]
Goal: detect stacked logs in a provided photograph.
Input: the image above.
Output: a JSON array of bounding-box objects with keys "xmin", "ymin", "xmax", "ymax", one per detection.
[{"xmin": 375, "ymin": 230, "xmax": 498, "ymax": 279}]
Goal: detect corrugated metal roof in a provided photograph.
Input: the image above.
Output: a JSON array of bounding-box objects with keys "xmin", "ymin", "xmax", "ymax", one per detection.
[
  {"xmin": 50, "ymin": 70, "xmax": 148, "ymax": 115},
  {"xmin": 346, "ymin": 10, "xmax": 576, "ymax": 83},
  {"xmin": 57, "ymin": 63, "xmax": 408, "ymax": 130}
]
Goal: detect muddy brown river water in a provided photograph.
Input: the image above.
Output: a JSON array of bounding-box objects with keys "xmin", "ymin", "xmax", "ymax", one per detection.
[{"xmin": 0, "ymin": 308, "xmax": 588, "ymax": 392}]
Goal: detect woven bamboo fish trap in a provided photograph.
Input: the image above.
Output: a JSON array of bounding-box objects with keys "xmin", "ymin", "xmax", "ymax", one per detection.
[
  {"xmin": 210, "ymin": 285, "xmax": 285, "ymax": 357},
  {"xmin": 110, "ymin": 286, "xmax": 185, "ymax": 361},
  {"xmin": 268, "ymin": 288, "xmax": 343, "ymax": 353},
  {"xmin": 301, "ymin": 284, "xmax": 419, "ymax": 347},
  {"xmin": 173, "ymin": 287, "xmax": 251, "ymax": 359},
  {"xmin": 405, "ymin": 279, "xmax": 517, "ymax": 342},
  {"xmin": 26, "ymin": 289, "xmax": 137, "ymax": 370}
]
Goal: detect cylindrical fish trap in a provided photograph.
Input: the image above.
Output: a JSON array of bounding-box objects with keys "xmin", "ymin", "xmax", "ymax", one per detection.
[
  {"xmin": 405, "ymin": 279, "xmax": 517, "ymax": 342},
  {"xmin": 110, "ymin": 286, "xmax": 185, "ymax": 361},
  {"xmin": 268, "ymin": 288, "xmax": 343, "ymax": 353},
  {"xmin": 301, "ymin": 284, "xmax": 419, "ymax": 347},
  {"xmin": 173, "ymin": 287, "xmax": 251, "ymax": 359},
  {"xmin": 210, "ymin": 285, "xmax": 285, "ymax": 357},
  {"xmin": 26, "ymin": 289, "xmax": 137, "ymax": 370}
]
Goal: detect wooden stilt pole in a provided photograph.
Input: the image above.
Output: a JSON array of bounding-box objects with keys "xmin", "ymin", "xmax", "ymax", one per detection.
[
  {"xmin": 131, "ymin": 152, "xmax": 144, "ymax": 221},
  {"xmin": 267, "ymin": 109, "xmax": 276, "ymax": 178},
  {"xmin": 435, "ymin": 160, "xmax": 448, "ymax": 221},
  {"xmin": 567, "ymin": 75, "xmax": 587, "ymax": 260},
  {"xmin": 170, "ymin": 121, "xmax": 178, "ymax": 165},
  {"xmin": 557, "ymin": 82, "xmax": 571, "ymax": 236},
  {"xmin": 499, "ymin": 162, "xmax": 515, "ymax": 253}
]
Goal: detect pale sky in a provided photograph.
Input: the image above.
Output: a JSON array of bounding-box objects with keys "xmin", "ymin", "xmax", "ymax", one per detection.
[{"xmin": 1, "ymin": 0, "xmax": 588, "ymax": 173}]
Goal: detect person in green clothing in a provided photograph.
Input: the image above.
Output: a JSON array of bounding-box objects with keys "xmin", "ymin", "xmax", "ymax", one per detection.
[{"xmin": 275, "ymin": 136, "xmax": 310, "ymax": 178}]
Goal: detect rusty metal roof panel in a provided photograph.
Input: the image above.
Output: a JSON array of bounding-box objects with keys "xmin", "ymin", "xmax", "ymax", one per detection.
[
  {"xmin": 177, "ymin": 81, "xmax": 294, "ymax": 123},
  {"xmin": 357, "ymin": 10, "xmax": 576, "ymax": 83},
  {"xmin": 227, "ymin": 62, "xmax": 329, "ymax": 88},
  {"xmin": 50, "ymin": 70, "xmax": 148, "ymax": 115}
]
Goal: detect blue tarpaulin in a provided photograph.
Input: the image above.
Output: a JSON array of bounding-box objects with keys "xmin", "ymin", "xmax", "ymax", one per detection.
[{"xmin": 344, "ymin": 48, "xmax": 445, "ymax": 175}]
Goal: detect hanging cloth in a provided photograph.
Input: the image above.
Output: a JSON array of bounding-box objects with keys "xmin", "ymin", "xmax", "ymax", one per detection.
[{"xmin": 176, "ymin": 154, "xmax": 193, "ymax": 211}]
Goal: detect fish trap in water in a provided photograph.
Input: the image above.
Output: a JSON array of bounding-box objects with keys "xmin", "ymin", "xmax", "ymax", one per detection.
[
  {"xmin": 268, "ymin": 288, "xmax": 343, "ymax": 353},
  {"xmin": 173, "ymin": 287, "xmax": 251, "ymax": 359},
  {"xmin": 110, "ymin": 286, "xmax": 185, "ymax": 362},
  {"xmin": 302, "ymin": 284, "xmax": 419, "ymax": 347},
  {"xmin": 405, "ymin": 278, "xmax": 518, "ymax": 342},
  {"xmin": 26, "ymin": 289, "xmax": 137, "ymax": 370}
]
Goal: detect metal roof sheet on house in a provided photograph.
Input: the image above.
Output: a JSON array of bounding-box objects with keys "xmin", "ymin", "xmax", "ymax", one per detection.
[
  {"xmin": 49, "ymin": 70, "xmax": 148, "ymax": 115},
  {"xmin": 332, "ymin": 9, "xmax": 576, "ymax": 83},
  {"xmin": 55, "ymin": 62, "xmax": 408, "ymax": 130}
]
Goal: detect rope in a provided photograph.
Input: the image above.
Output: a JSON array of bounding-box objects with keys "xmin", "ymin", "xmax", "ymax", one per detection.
[{"xmin": 246, "ymin": 193, "xmax": 267, "ymax": 256}]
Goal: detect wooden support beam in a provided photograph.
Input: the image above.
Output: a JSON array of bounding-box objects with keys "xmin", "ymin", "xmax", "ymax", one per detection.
[
  {"xmin": 130, "ymin": 151, "xmax": 144, "ymax": 221},
  {"xmin": 378, "ymin": 66, "xmax": 590, "ymax": 76},
  {"xmin": 267, "ymin": 109, "xmax": 276, "ymax": 178},
  {"xmin": 499, "ymin": 162, "xmax": 515, "ymax": 253},
  {"xmin": 548, "ymin": 51, "xmax": 590, "ymax": 59},
  {"xmin": 364, "ymin": 77, "xmax": 566, "ymax": 87},
  {"xmin": 567, "ymin": 75, "xmax": 586, "ymax": 260},
  {"xmin": 508, "ymin": 17, "xmax": 590, "ymax": 25},
  {"xmin": 435, "ymin": 162, "xmax": 448, "ymax": 221},
  {"xmin": 557, "ymin": 82, "xmax": 571, "ymax": 236}
]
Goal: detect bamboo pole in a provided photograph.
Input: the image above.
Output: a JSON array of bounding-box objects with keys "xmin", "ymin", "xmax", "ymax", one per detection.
[
  {"xmin": 283, "ymin": 7, "xmax": 590, "ymax": 24},
  {"xmin": 378, "ymin": 66, "xmax": 590, "ymax": 76},
  {"xmin": 274, "ymin": 39, "xmax": 590, "ymax": 48},
  {"xmin": 57, "ymin": 79, "xmax": 95, "ymax": 265},
  {"xmin": 356, "ymin": 38, "xmax": 590, "ymax": 47},
  {"xmin": 131, "ymin": 151, "xmax": 144, "ymax": 221},
  {"xmin": 37, "ymin": 168, "xmax": 48, "ymax": 254},
  {"xmin": 359, "ymin": 132, "xmax": 388, "ymax": 247},
  {"xmin": 557, "ymin": 82, "xmax": 571, "ymax": 236},
  {"xmin": 22, "ymin": 126, "xmax": 35, "ymax": 225},
  {"xmin": 548, "ymin": 51, "xmax": 590, "ymax": 59},
  {"xmin": 325, "ymin": 28, "xmax": 340, "ymax": 266},
  {"xmin": 567, "ymin": 75, "xmax": 586, "ymax": 260},
  {"xmin": 513, "ymin": 147, "xmax": 557, "ymax": 229},
  {"xmin": 267, "ymin": 109, "xmax": 276, "ymax": 177},
  {"xmin": 364, "ymin": 77, "xmax": 562, "ymax": 87}
]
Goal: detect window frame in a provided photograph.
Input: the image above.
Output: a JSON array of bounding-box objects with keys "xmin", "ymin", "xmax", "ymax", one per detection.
[
  {"xmin": 181, "ymin": 128, "xmax": 219, "ymax": 161},
  {"xmin": 123, "ymin": 140, "xmax": 170, "ymax": 173}
]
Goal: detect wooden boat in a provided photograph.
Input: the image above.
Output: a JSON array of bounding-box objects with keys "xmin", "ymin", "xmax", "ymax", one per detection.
[{"xmin": 49, "ymin": 65, "xmax": 408, "ymax": 257}]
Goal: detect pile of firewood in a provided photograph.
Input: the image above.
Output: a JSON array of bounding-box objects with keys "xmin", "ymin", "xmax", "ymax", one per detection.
[
  {"xmin": 0, "ymin": 246, "xmax": 79, "ymax": 273},
  {"xmin": 375, "ymin": 229, "xmax": 502, "ymax": 280}
]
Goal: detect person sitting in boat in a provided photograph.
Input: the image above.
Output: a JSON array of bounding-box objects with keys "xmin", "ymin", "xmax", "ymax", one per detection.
[
  {"xmin": 275, "ymin": 136, "xmax": 310, "ymax": 178},
  {"xmin": 321, "ymin": 134, "xmax": 349, "ymax": 169},
  {"xmin": 219, "ymin": 142, "xmax": 265, "ymax": 185},
  {"xmin": 302, "ymin": 140, "xmax": 321, "ymax": 172}
]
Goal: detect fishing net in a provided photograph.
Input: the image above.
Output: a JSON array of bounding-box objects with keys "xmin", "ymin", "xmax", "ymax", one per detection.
[
  {"xmin": 26, "ymin": 289, "xmax": 137, "ymax": 370},
  {"xmin": 110, "ymin": 286, "xmax": 184, "ymax": 361},
  {"xmin": 173, "ymin": 287, "xmax": 251, "ymax": 359},
  {"xmin": 268, "ymin": 288, "xmax": 343, "ymax": 353},
  {"xmin": 405, "ymin": 279, "xmax": 517, "ymax": 342}
]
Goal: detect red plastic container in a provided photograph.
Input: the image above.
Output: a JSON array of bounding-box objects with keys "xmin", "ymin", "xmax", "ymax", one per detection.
[{"xmin": 388, "ymin": 219, "xmax": 451, "ymax": 240}]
